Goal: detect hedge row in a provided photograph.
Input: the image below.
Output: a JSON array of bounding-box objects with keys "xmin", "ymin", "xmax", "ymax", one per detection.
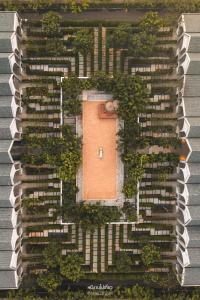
[
  {"xmin": 4, "ymin": 0, "xmax": 200, "ymax": 13},
  {"xmin": 27, "ymin": 19, "xmax": 140, "ymax": 28}
]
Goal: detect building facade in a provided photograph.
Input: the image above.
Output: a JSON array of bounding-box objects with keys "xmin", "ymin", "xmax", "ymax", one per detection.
[
  {"xmin": 177, "ymin": 13, "xmax": 200, "ymax": 286},
  {"xmin": 0, "ymin": 12, "xmax": 23, "ymax": 289}
]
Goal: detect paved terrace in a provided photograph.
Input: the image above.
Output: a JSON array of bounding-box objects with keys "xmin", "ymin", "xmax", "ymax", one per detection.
[
  {"xmin": 82, "ymin": 100, "xmax": 117, "ymax": 200},
  {"xmin": 76, "ymin": 91, "xmax": 124, "ymax": 206}
]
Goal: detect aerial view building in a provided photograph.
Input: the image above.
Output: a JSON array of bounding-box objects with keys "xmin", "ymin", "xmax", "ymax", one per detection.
[
  {"xmin": 177, "ymin": 13, "xmax": 200, "ymax": 286},
  {"xmin": 1, "ymin": 1, "xmax": 200, "ymax": 299},
  {"xmin": 0, "ymin": 11, "xmax": 22, "ymax": 289}
]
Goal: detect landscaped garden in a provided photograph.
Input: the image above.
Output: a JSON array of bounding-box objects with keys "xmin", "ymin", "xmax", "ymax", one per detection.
[{"xmin": 0, "ymin": 2, "xmax": 184, "ymax": 298}]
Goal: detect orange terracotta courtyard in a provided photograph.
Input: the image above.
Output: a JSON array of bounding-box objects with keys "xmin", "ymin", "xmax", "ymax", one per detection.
[{"xmin": 82, "ymin": 100, "xmax": 117, "ymax": 201}]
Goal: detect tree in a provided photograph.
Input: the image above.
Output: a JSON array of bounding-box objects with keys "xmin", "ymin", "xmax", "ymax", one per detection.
[
  {"xmin": 42, "ymin": 12, "xmax": 61, "ymax": 36},
  {"xmin": 112, "ymin": 23, "xmax": 132, "ymax": 48},
  {"xmin": 117, "ymin": 120, "xmax": 142, "ymax": 151},
  {"xmin": 22, "ymin": 197, "xmax": 41, "ymax": 209},
  {"xmin": 57, "ymin": 151, "xmax": 81, "ymax": 182},
  {"xmin": 191, "ymin": 288, "xmax": 200, "ymax": 300},
  {"xmin": 113, "ymin": 74, "xmax": 150, "ymax": 119},
  {"xmin": 122, "ymin": 181, "xmax": 138, "ymax": 199},
  {"xmin": 124, "ymin": 284, "xmax": 154, "ymax": 300},
  {"xmin": 3, "ymin": 0, "xmax": 22, "ymax": 10},
  {"xmin": 62, "ymin": 74, "xmax": 83, "ymax": 99},
  {"xmin": 27, "ymin": 0, "xmax": 53, "ymax": 10},
  {"xmin": 140, "ymin": 12, "xmax": 162, "ymax": 34},
  {"xmin": 7, "ymin": 275, "xmax": 39, "ymax": 300},
  {"xmin": 91, "ymin": 71, "xmax": 113, "ymax": 92},
  {"xmin": 8, "ymin": 291, "xmax": 41, "ymax": 300},
  {"xmin": 72, "ymin": 28, "xmax": 93, "ymax": 55},
  {"xmin": 63, "ymin": 0, "xmax": 90, "ymax": 14},
  {"xmin": 115, "ymin": 252, "xmax": 133, "ymax": 273},
  {"xmin": 122, "ymin": 201, "xmax": 137, "ymax": 222},
  {"xmin": 122, "ymin": 153, "xmax": 149, "ymax": 198},
  {"xmin": 60, "ymin": 253, "xmax": 84, "ymax": 282},
  {"xmin": 46, "ymin": 39, "xmax": 66, "ymax": 56},
  {"xmin": 63, "ymin": 97, "xmax": 82, "ymax": 116},
  {"xmin": 130, "ymin": 31, "xmax": 156, "ymax": 57},
  {"xmin": 24, "ymin": 124, "xmax": 81, "ymax": 181},
  {"xmin": 51, "ymin": 289, "xmax": 87, "ymax": 300},
  {"xmin": 37, "ymin": 272, "xmax": 61, "ymax": 293},
  {"xmin": 166, "ymin": 294, "xmax": 189, "ymax": 300},
  {"xmin": 141, "ymin": 244, "xmax": 161, "ymax": 267},
  {"xmin": 62, "ymin": 74, "xmax": 84, "ymax": 116},
  {"xmin": 43, "ymin": 242, "xmax": 61, "ymax": 268},
  {"xmin": 62, "ymin": 182, "xmax": 78, "ymax": 204},
  {"xmin": 65, "ymin": 202, "xmax": 121, "ymax": 231}
]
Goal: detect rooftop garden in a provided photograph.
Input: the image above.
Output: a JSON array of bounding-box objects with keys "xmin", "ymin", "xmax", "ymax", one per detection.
[{"xmin": 4, "ymin": 5, "xmax": 182, "ymax": 299}]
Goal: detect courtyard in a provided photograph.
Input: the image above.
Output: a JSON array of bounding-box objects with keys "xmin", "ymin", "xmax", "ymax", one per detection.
[{"xmin": 82, "ymin": 100, "xmax": 117, "ymax": 201}]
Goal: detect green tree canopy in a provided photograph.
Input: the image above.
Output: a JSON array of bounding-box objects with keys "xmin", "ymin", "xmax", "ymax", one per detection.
[
  {"xmin": 37, "ymin": 272, "xmax": 61, "ymax": 293},
  {"xmin": 27, "ymin": 0, "xmax": 53, "ymax": 11},
  {"xmin": 51, "ymin": 289, "xmax": 87, "ymax": 300},
  {"xmin": 63, "ymin": 0, "xmax": 90, "ymax": 13},
  {"xmin": 42, "ymin": 242, "xmax": 61, "ymax": 269},
  {"xmin": 62, "ymin": 74, "xmax": 84, "ymax": 99},
  {"xmin": 112, "ymin": 23, "xmax": 132, "ymax": 48},
  {"xmin": 45, "ymin": 38, "xmax": 66, "ymax": 56},
  {"xmin": 115, "ymin": 252, "xmax": 133, "ymax": 273},
  {"xmin": 72, "ymin": 28, "xmax": 94, "ymax": 55},
  {"xmin": 117, "ymin": 120, "xmax": 142, "ymax": 151},
  {"xmin": 3, "ymin": 0, "xmax": 22, "ymax": 10},
  {"xmin": 123, "ymin": 284, "xmax": 154, "ymax": 300},
  {"xmin": 112, "ymin": 74, "xmax": 150, "ymax": 120},
  {"xmin": 122, "ymin": 153, "xmax": 149, "ymax": 198},
  {"xmin": 122, "ymin": 201, "xmax": 137, "ymax": 222},
  {"xmin": 24, "ymin": 124, "xmax": 81, "ymax": 182},
  {"xmin": 90, "ymin": 71, "xmax": 113, "ymax": 92},
  {"xmin": 62, "ymin": 74, "xmax": 86, "ymax": 116},
  {"xmin": 60, "ymin": 253, "xmax": 84, "ymax": 282},
  {"xmin": 141, "ymin": 244, "xmax": 161, "ymax": 267},
  {"xmin": 130, "ymin": 31, "xmax": 157, "ymax": 57},
  {"xmin": 65, "ymin": 202, "xmax": 121, "ymax": 231},
  {"xmin": 58, "ymin": 151, "xmax": 81, "ymax": 181},
  {"xmin": 42, "ymin": 11, "xmax": 61, "ymax": 36},
  {"xmin": 140, "ymin": 12, "xmax": 163, "ymax": 33}
]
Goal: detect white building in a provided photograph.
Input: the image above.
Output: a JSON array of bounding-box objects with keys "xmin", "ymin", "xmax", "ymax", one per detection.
[
  {"xmin": 177, "ymin": 13, "xmax": 200, "ymax": 286},
  {"xmin": 0, "ymin": 11, "xmax": 22, "ymax": 289}
]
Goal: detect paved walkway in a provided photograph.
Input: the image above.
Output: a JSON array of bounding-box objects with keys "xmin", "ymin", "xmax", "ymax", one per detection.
[{"xmin": 82, "ymin": 101, "xmax": 117, "ymax": 201}]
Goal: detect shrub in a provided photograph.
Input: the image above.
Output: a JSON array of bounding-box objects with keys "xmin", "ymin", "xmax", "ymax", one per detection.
[
  {"xmin": 64, "ymin": 202, "xmax": 121, "ymax": 231},
  {"xmin": 42, "ymin": 242, "xmax": 61, "ymax": 269},
  {"xmin": 141, "ymin": 244, "xmax": 161, "ymax": 267},
  {"xmin": 140, "ymin": 12, "xmax": 163, "ymax": 33},
  {"xmin": 57, "ymin": 151, "xmax": 81, "ymax": 182},
  {"xmin": 122, "ymin": 153, "xmax": 149, "ymax": 198},
  {"xmin": 130, "ymin": 31, "xmax": 157, "ymax": 57},
  {"xmin": 3, "ymin": 0, "xmax": 22, "ymax": 10},
  {"xmin": 24, "ymin": 124, "xmax": 81, "ymax": 182},
  {"xmin": 37, "ymin": 272, "xmax": 61, "ymax": 293},
  {"xmin": 115, "ymin": 252, "xmax": 133, "ymax": 273},
  {"xmin": 62, "ymin": 0, "xmax": 90, "ymax": 13},
  {"xmin": 27, "ymin": 0, "xmax": 53, "ymax": 11},
  {"xmin": 72, "ymin": 28, "xmax": 94, "ymax": 55},
  {"xmin": 122, "ymin": 201, "xmax": 137, "ymax": 222},
  {"xmin": 62, "ymin": 74, "xmax": 84, "ymax": 116},
  {"xmin": 113, "ymin": 74, "xmax": 150, "ymax": 120},
  {"xmin": 42, "ymin": 11, "xmax": 61, "ymax": 36},
  {"xmin": 60, "ymin": 253, "xmax": 84, "ymax": 282},
  {"xmin": 112, "ymin": 23, "xmax": 132, "ymax": 48}
]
